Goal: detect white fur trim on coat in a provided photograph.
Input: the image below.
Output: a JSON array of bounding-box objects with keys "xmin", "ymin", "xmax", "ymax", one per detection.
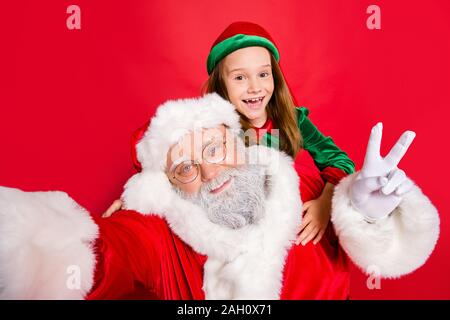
[
  {"xmin": 121, "ymin": 93, "xmax": 302, "ymax": 299},
  {"xmin": 0, "ymin": 187, "xmax": 98, "ymax": 299},
  {"xmin": 121, "ymin": 171, "xmax": 173, "ymax": 216},
  {"xmin": 331, "ymin": 173, "xmax": 440, "ymax": 279},
  {"xmin": 122, "ymin": 145, "xmax": 302, "ymax": 299}
]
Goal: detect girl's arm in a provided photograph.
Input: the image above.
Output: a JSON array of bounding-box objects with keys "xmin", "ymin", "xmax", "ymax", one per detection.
[
  {"xmin": 296, "ymin": 107, "xmax": 355, "ymax": 184},
  {"xmin": 295, "ymin": 107, "xmax": 354, "ymax": 245},
  {"xmin": 296, "ymin": 182, "xmax": 334, "ymax": 245}
]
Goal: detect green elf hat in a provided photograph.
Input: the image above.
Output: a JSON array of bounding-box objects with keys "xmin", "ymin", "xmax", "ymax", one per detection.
[{"xmin": 207, "ymin": 21, "xmax": 280, "ymax": 75}]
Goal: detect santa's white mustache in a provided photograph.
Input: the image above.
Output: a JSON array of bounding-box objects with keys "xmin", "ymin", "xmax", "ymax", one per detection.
[{"xmin": 176, "ymin": 165, "xmax": 267, "ymax": 229}]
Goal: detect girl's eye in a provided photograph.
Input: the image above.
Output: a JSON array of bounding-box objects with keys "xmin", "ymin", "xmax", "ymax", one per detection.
[
  {"xmin": 260, "ymin": 72, "xmax": 270, "ymax": 78},
  {"xmin": 234, "ymin": 75, "xmax": 244, "ymax": 81}
]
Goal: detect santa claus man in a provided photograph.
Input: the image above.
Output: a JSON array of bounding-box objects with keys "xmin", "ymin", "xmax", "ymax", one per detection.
[{"xmin": 0, "ymin": 93, "xmax": 440, "ymax": 299}]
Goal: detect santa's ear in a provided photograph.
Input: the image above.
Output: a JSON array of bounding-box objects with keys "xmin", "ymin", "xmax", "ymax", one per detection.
[{"xmin": 121, "ymin": 170, "xmax": 174, "ymax": 216}]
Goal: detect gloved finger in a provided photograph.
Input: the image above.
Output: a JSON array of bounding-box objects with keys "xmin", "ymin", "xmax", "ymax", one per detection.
[
  {"xmin": 363, "ymin": 122, "xmax": 383, "ymax": 167},
  {"xmin": 353, "ymin": 175, "xmax": 389, "ymax": 195},
  {"xmin": 382, "ymin": 169, "xmax": 406, "ymax": 195},
  {"xmin": 351, "ymin": 176, "xmax": 388, "ymax": 207},
  {"xmin": 384, "ymin": 131, "xmax": 416, "ymax": 168},
  {"xmin": 395, "ymin": 178, "xmax": 414, "ymax": 196}
]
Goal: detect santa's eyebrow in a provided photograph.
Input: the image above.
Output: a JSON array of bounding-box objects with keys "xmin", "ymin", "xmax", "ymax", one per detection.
[
  {"xmin": 169, "ymin": 156, "xmax": 190, "ymax": 173},
  {"xmin": 169, "ymin": 137, "xmax": 214, "ymax": 171},
  {"xmin": 168, "ymin": 128, "xmax": 226, "ymax": 173}
]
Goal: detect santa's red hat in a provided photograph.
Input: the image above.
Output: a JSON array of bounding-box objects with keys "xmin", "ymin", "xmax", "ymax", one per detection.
[
  {"xmin": 123, "ymin": 93, "xmax": 242, "ymax": 213},
  {"xmin": 131, "ymin": 93, "xmax": 241, "ymax": 173}
]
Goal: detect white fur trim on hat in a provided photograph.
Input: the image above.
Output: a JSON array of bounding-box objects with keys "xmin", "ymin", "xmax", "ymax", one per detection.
[
  {"xmin": 121, "ymin": 170, "xmax": 175, "ymax": 216},
  {"xmin": 136, "ymin": 93, "xmax": 242, "ymax": 172},
  {"xmin": 122, "ymin": 93, "xmax": 242, "ymax": 215}
]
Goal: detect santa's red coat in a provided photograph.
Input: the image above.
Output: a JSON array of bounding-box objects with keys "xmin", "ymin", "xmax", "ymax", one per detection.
[{"xmin": 86, "ymin": 150, "xmax": 350, "ymax": 300}]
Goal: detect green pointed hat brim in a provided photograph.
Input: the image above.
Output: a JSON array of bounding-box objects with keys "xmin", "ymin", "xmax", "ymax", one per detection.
[{"xmin": 207, "ymin": 34, "xmax": 280, "ymax": 75}]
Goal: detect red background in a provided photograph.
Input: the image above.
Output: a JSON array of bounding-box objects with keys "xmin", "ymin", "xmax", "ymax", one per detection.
[{"xmin": 1, "ymin": 0, "xmax": 449, "ymax": 299}]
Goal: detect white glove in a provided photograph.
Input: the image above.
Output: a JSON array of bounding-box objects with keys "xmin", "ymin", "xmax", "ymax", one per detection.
[{"xmin": 350, "ymin": 123, "xmax": 416, "ymax": 221}]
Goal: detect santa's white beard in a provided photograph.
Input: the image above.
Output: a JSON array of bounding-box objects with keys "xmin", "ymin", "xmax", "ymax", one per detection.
[{"xmin": 175, "ymin": 165, "xmax": 267, "ymax": 229}]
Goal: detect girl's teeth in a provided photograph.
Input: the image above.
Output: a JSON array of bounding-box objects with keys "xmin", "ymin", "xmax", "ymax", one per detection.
[{"xmin": 245, "ymin": 97, "xmax": 263, "ymax": 103}]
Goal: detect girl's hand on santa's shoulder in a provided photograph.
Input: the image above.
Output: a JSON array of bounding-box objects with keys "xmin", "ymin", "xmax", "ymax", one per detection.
[{"xmin": 102, "ymin": 199, "xmax": 123, "ymax": 218}]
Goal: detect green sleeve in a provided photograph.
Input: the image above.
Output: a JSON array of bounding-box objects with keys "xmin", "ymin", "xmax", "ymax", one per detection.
[{"xmin": 297, "ymin": 107, "xmax": 355, "ymax": 174}]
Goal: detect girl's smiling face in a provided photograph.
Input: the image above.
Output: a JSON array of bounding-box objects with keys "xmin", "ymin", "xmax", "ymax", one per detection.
[{"xmin": 222, "ymin": 46, "xmax": 274, "ymax": 128}]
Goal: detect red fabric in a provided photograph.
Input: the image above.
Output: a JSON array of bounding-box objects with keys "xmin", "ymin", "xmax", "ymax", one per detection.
[
  {"xmin": 87, "ymin": 211, "xmax": 206, "ymax": 300},
  {"xmin": 253, "ymin": 117, "xmax": 347, "ymax": 185},
  {"xmin": 211, "ymin": 21, "xmax": 278, "ymax": 51},
  {"xmin": 320, "ymin": 166, "xmax": 349, "ymax": 185},
  {"xmin": 86, "ymin": 151, "xmax": 349, "ymax": 300},
  {"xmin": 282, "ymin": 149, "xmax": 350, "ymax": 299},
  {"xmin": 130, "ymin": 121, "xmax": 150, "ymax": 173},
  {"xmin": 253, "ymin": 115, "xmax": 273, "ymax": 140}
]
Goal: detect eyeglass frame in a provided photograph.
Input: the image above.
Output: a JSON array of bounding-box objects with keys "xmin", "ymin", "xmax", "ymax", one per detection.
[{"xmin": 168, "ymin": 134, "xmax": 228, "ymax": 184}]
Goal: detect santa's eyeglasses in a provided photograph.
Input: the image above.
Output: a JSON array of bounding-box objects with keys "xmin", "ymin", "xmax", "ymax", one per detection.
[{"xmin": 169, "ymin": 136, "xmax": 227, "ymax": 184}]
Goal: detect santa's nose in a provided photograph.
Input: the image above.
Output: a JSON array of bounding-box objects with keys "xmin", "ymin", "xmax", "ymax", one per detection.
[{"xmin": 199, "ymin": 162, "xmax": 222, "ymax": 182}]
